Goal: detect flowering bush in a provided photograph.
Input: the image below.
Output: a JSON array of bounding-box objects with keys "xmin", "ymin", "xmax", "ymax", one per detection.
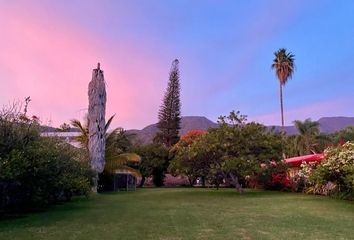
[
  {"xmin": 290, "ymin": 162, "xmax": 318, "ymax": 192},
  {"xmin": 257, "ymin": 161, "xmax": 290, "ymax": 191},
  {"xmin": 293, "ymin": 142, "xmax": 354, "ymax": 199},
  {"xmin": 312, "ymin": 142, "xmax": 354, "ymax": 198}
]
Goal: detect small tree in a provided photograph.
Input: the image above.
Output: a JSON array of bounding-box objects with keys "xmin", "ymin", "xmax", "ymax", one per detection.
[
  {"xmin": 59, "ymin": 123, "xmax": 71, "ymax": 132},
  {"xmin": 293, "ymin": 118, "xmax": 320, "ymax": 155},
  {"xmin": 133, "ymin": 143, "xmax": 169, "ymax": 187},
  {"xmin": 156, "ymin": 59, "xmax": 181, "ymax": 148},
  {"xmin": 169, "ymin": 130, "xmax": 207, "ymax": 186},
  {"xmin": 190, "ymin": 111, "xmax": 282, "ymax": 192}
]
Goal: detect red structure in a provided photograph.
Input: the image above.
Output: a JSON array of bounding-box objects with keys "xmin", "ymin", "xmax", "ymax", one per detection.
[{"xmin": 285, "ymin": 154, "xmax": 324, "ymax": 167}]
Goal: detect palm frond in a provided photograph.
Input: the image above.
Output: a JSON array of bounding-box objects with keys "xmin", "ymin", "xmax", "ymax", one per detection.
[
  {"xmin": 105, "ymin": 153, "xmax": 141, "ymax": 175},
  {"xmin": 105, "ymin": 114, "xmax": 116, "ymax": 133},
  {"xmin": 70, "ymin": 118, "xmax": 89, "ymax": 149},
  {"xmin": 110, "ymin": 166, "xmax": 141, "ymax": 177}
]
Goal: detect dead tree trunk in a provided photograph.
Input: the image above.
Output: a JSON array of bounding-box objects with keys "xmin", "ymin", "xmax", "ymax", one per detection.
[{"xmin": 88, "ymin": 63, "xmax": 106, "ymax": 192}]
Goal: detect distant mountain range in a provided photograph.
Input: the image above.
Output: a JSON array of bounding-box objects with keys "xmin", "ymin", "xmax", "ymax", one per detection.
[
  {"xmin": 42, "ymin": 116, "xmax": 354, "ymax": 145},
  {"xmin": 126, "ymin": 116, "xmax": 354, "ymax": 145},
  {"xmin": 126, "ymin": 116, "xmax": 218, "ymax": 145}
]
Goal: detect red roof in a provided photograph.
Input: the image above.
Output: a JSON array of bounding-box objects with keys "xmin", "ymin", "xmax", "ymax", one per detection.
[{"xmin": 285, "ymin": 154, "xmax": 324, "ymax": 167}]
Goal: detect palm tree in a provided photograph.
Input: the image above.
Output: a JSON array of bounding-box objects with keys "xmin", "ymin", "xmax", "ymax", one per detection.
[
  {"xmin": 271, "ymin": 48, "xmax": 295, "ymax": 133},
  {"xmin": 71, "ymin": 115, "xmax": 141, "ymax": 176},
  {"xmin": 293, "ymin": 118, "xmax": 320, "ymax": 155}
]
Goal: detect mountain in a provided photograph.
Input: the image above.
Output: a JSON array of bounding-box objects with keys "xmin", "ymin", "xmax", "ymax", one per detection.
[
  {"xmin": 126, "ymin": 116, "xmax": 218, "ymax": 145},
  {"xmin": 128, "ymin": 116, "xmax": 354, "ymax": 145},
  {"xmin": 318, "ymin": 117, "xmax": 354, "ymax": 133},
  {"xmin": 269, "ymin": 117, "xmax": 354, "ymax": 135}
]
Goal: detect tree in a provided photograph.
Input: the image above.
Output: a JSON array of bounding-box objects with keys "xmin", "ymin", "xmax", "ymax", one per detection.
[
  {"xmin": 333, "ymin": 126, "xmax": 354, "ymax": 144},
  {"xmin": 293, "ymin": 118, "xmax": 320, "ymax": 155},
  {"xmin": 271, "ymin": 48, "xmax": 295, "ymax": 133},
  {"xmin": 88, "ymin": 63, "xmax": 107, "ymax": 191},
  {"xmin": 133, "ymin": 143, "xmax": 169, "ymax": 187},
  {"xmin": 190, "ymin": 111, "xmax": 282, "ymax": 192},
  {"xmin": 71, "ymin": 116, "xmax": 140, "ymax": 179},
  {"xmin": 169, "ymin": 130, "xmax": 207, "ymax": 186},
  {"xmin": 71, "ymin": 115, "xmax": 115, "ymax": 157},
  {"xmin": 156, "ymin": 59, "xmax": 181, "ymax": 148},
  {"xmin": 59, "ymin": 123, "xmax": 71, "ymax": 132}
]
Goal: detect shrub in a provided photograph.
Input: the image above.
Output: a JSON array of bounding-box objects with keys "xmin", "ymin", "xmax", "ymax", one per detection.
[
  {"xmin": 257, "ymin": 161, "xmax": 290, "ymax": 191},
  {"xmin": 133, "ymin": 143, "xmax": 169, "ymax": 187},
  {"xmin": 307, "ymin": 142, "xmax": 354, "ymax": 199},
  {"xmin": 0, "ymin": 110, "xmax": 93, "ymax": 215}
]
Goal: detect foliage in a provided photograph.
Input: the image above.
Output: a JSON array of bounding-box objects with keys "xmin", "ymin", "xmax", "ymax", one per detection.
[
  {"xmin": 271, "ymin": 48, "xmax": 295, "ymax": 86},
  {"xmin": 257, "ymin": 161, "xmax": 290, "ymax": 190},
  {"xmin": 293, "ymin": 118, "xmax": 320, "ymax": 155},
  {"xmin": 271, "ymin": 48, "xmax": 295, "ymax": 130},
  {"xmin": 0, "ymin": 108, "xmax": 93, "ymax": 215},
  {"xmin": 333, "ymin": 126, "xmax": 354, "ymax": 144},
  {"xmin": 156, "ymin": 59, "xmax": 181, "ymax": 148},
  {"xmin": 59, "ymin": 122, "xmax": 71, "ymax": 132},
  {"xmin": 169, "ymin": 130, "xmax": 207, "ymax": 186},
  {"xmin": 308, "ymin": 142, "xmax": 354, "ymax": 198},
  {"xmin": 133, "ymin": 143, "xmax": 169, "ymax": 187},
  {"xmin": 290, "ymin": 142, "xmax": 354, "ymax": 199},
  {"xmin": 71, "ymin": 116, "xmax": 141, "ymax": 183},
  {"xmin": 284, "ymin": 132, "xmax": 332, "ymax": 158},
  {"xmin": 187, "ymin": 111, "xmax": 282, "ymax": 192}
]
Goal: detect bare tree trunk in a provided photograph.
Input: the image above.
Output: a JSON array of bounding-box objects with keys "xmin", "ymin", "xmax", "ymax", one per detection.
[
  {"xmin": 88, "ymin": 63, "xmax": 106, "ymax": 192},
  {"xmin": 139, "ymin": 176, "xmax": 146, "ymax": 188},
  {"xmin": 280, "ymin": 82, "xmax": 285, "ymax": 132},
  {"xmin": 280, "ymin": 83, "xmax": 286, "ymax": 159},
  {"xmin": 229, "ymin": 173, "xmax": 244, "ymax": 193},
  {"xmin": 187, "ymin": 175, "xmax": 196, "ymax": 187}
]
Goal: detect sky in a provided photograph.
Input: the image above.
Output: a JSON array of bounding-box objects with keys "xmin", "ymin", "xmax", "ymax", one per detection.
[{"xmin": 1, "ymin": 0, "xmax": 354, "ymax": 130}]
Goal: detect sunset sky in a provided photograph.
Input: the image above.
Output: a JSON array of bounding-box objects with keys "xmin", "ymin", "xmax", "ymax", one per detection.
[{"xmin": 1, "ymin": 1, "xmax": 354, "ymax": 130}]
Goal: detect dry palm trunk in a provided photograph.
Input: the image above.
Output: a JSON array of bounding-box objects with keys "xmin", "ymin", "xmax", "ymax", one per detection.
[{"xmin": 88, "ymin": 63, "xmax": 106, "ymax": 191}]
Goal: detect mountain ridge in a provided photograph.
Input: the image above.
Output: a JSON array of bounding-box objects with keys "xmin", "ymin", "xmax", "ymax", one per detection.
[{"xmin": 127, "ymin": 116, "xmax": 354, "ymax": 145}]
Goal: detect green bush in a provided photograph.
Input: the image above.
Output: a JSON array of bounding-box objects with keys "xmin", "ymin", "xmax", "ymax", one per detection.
[
  {"xmin": 293, "ymin": 142, "xmax": 354, "ymax": 199},
  {"xmin": 0, "ymin": 112, "xmax": 93, "ymax": 215},
  {"xmin": 133, "ymin": 143, "xmax": 169, "ymax": 187},
  {"xmin": 308, "ymin": 142, "xmax": 354, "ymax": 199}
]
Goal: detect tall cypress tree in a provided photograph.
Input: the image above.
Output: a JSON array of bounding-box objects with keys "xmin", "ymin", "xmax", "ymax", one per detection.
[{"xmin": 156, "ymin": 59, "xmax": 181, "ymax": 148}]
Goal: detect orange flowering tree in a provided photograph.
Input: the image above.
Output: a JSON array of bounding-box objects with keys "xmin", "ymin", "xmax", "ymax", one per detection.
[{"xmin": 168, "ymin": 130, "xmax": 207, "ymax": 186}]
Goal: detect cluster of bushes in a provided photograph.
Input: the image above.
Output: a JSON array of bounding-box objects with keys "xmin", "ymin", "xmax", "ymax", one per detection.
[
  {"xmin": 256, "ymin": 142, "xmax": 354, "ymax": 199},
  {"xmin": 256, "ymin": 161, "xmax": 290, "ymax": 191},
  {"xmin": 291, "ymin": 142, "xmax": 354, "ymax": 199},
  {"xmin": 168, "ymin": 111, "xmax": 283, "ymax": 192},
  {"xmin": 0, "ymin": 108, "xmax": 93, "ymax": 216}
]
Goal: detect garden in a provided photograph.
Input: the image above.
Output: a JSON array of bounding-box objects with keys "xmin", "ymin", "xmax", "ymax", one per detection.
[{"xmin": 0, "ymin": 49, "xmax": 353, "ymax": 240}]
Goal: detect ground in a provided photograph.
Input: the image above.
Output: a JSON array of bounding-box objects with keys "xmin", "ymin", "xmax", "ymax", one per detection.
[{"xmin": 0, "ymin": 188, "xmax": 353, "ymax": 240}]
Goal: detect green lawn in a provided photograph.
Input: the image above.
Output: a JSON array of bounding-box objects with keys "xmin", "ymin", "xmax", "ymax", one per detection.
[{"xmin": 0, "ymin": 188, "xmax": 353, "ymax": 240}]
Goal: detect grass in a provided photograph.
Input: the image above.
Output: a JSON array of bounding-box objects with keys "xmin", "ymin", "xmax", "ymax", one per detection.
[{"xmin": 0, "ymin": 188, "xmax": 353, "ymax": 240}]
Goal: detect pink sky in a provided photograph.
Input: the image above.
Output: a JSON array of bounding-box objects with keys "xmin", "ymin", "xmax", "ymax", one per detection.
[
  {"xmin": 1, "ymin": 1, "xmax": 353, "ymax": 130},
  {"xmin": 0, "ymin": 3, "xmax": 170, "ymax": 129}
]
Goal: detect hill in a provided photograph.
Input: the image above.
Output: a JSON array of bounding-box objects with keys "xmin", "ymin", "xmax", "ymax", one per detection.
[
  {"xmin": 269, "ymin": 117, "xmax": 354, "ymax": 135},
  {"xmin": 126, "ymin": 116, "xmax": 217, "ymax": 145},
  {"xmin": 128, "ymin": 116, "xmax": 354, "ymax": 145}
]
